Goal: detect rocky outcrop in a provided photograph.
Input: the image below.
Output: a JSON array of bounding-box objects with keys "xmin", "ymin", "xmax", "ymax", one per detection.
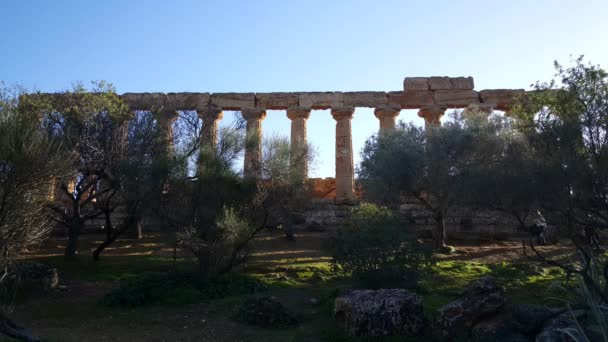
[
  {"xmin": 535, "ymin": 310, "xmax": 586, "ymax": 342},
  {"xmin": 14, "ymin": 261, "xmax": 59, "ymax": 291},
  {"xmin": 334, "ymin": 289, "xmax": 425, "ymax": 336},
  {"xmin": 433, "ymin": 275, "xmax": 506, "ymax": 340}
]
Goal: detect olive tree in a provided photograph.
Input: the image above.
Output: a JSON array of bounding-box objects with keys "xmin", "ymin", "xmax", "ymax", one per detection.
[
  {"xmin": 0, "ymin": 86, "xmax": 69, "ymax": 341},
  {"xmin": 31, "ymin": 82, "xmax": 130, "ymax": 258},
  {"xmin": 512, "ymin": 57, "xmax": 608, "ymax": 303},
  {"xmin": 358, "ymin": 111, "xmax": 509, "ymax": 250}
]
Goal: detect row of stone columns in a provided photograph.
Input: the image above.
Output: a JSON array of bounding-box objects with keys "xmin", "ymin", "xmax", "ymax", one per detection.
[{"xmin": 152, "ymin": 104, "xmax": 470, "ymax": 204}]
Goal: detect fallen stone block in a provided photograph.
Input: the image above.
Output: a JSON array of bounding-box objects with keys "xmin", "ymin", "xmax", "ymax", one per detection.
[
  {"xmin": 335, "ymin": 289, "xmax": 425, "ymax": 336},
  {"xmin": 433, "ymin": 275, "xmax": 506, "ymax": 340}
]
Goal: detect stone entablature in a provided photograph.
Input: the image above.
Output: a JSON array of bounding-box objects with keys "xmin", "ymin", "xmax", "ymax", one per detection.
[{"xmin": 118, "ymin": 78, "xmax": 524, "ymax": 112}]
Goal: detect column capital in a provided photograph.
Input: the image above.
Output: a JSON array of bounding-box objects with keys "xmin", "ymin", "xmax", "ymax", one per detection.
[
  {"xmin": 197, "ymin": 106, "xmax": 224, "ymax": 121},
  {"xmin": 287, "ymin": 106, "xmax": 311, "ymax": 120},
  {"xmin": 417, "ymin": 105, "xmax": 446, "ymax": 124},
  {"xmin": 374, "ymin": 105, "xmax": 401, "ymax": 120},
  {"xmin": 331, "ymin": 106, "xmax": 355, "ymax": 121},
  {"xmin": 241, "ymin": 107, "xmax": 267, "ymax": 121}
]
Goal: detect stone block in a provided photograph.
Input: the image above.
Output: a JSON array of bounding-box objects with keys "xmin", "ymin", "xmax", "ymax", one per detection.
[
  {"xmin": 403, "ymin": 77, "xmax": 429, "ymax": 91},
  {"xmin": 255, "ymin": 92, "xmax": 299, "ymax": 109},
  {"xmin": 120, "ymin": 93, "xmax": 145, "ymax": 110},
  {"xmin": 343, "ymin": 92, "xmax": 388, "ymax": 107},
  {"xmin": 429, "ymin": 76, "xmax": 452, "ymax": 90},
  {"xmin": 335, "ymin": 289, "xmax": 425, "ymax": 337},
  {"xmin": 387, "ymin": 91, "xmax": 434, "ymax": 109},
  {"xmin": 450, "ymin": 77, "xmax": 475, "ymax": 90},
  {"xmin": 165, "ymin": 92, "xmax": 210, "ymax": 111},
  {"xmin": 479, "ymin": 89, "xmax": 525, "ymax": 111},
  {"xmin": 210, "ymin": 93, "xmax": 255, "ymax": 110},
  {"xmin": 298, "ymin": 92, "xmax": 343, "ymax": 109},
  {"xmin": 130, "ymin": 92, "xmax": 165, "ymax": 111},
  {"xmin": 433, "ymin": 90, "xmax": 480, "ymax": 107}
]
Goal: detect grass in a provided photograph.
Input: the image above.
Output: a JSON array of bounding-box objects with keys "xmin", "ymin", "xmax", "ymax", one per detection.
[
  {"xmin": 25, "ymin": 254, "xmax": 190, "ymax": 282},
  {"xmin": 9, "ymin": 238, "xmax": 578, "ymax": 342}
]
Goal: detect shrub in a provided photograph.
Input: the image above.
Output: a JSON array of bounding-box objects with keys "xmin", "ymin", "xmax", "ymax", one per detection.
[
  {"xmin": 99, "ymin": 272, "xmax": 266, "ymax": 307},
  {"xmin": 325, "ymin": 203, "xmax": 433, "ymax": 289},
  {"xmin": 178, "ymin": 206, "xmax": 256, "ymax": 277}
]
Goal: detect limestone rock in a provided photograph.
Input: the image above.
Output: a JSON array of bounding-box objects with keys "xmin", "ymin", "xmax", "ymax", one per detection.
[
  {"xmin": 433, "ymin": 90, "xmax": 480, "ymax": 107},
  {"xmin": 343, "ymin": 91, "xmax": 388, "ymax": 107},
  {"xmin": 141, "ymin": 92, "xmax": 167, "ymax": 111},
  {"xmin": 433, "ymin": 275, "xmax": 506, "ymax": 340},
  {"xmin": 403, "ymin": 77, "xmax": 429, "ymax": 91},
  {"xmin": 472, "ymin": 313, "xmax": 529, "ymax": 342},
  {"xmin": 298, "ymin": 92, "xmax": 343, "ymax": 109},
  {"xmin": 429, "ymin": 76, "xmax": 452, "ymax": 90},
  {"xmin": 512, "ymin": 304, "xmax": 563, "ymax": 336},
  {"xmin": 14, "ymin": 262, "xmax": 59, "ymax": 291},
  {"xmin": 387, "ymin": 90, "xmax": 434, "ymax": 109},
  {"xmin": 255, "ymin": 92, "xmax": 299, "ymax": 109},
  {"xmin": 535, "ymin": 310, "xmax": 586, "ymax": 342},
  {"xmin": 165, "ymin": 92, "xmax": 210, "ymax": 110},
  {"xmin": 450, "ymin": 77, "xmax": 475, "ymax": 90},
  {"xmin": 479, "ymin": 89, "xmax": 525, "ymax": 111},
  {"xmin": 334, "ymin": 289, "xmax": 425, "ymax": 336},
  {"xmin": 120, "ymin": 93, "xmax": 144, "ymax": 110},
  {"xmin": 210, "ymin": 92, "xmax": 255, "ymax": 110},
  {"xmin": 121, "ymin": 92, "xmax": 165, "ymax": 111}
]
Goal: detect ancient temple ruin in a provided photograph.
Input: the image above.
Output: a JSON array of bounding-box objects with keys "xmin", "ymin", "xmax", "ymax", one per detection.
[{"xmin": 119, "ymin": 76, "xmax": 523, "ymax": 204}]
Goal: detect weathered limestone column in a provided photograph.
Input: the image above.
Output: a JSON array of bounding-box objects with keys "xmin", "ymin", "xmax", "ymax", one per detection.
[
  {"xmin": 155, "ymin": 109, "xmax": 179, "ymax": 155},
  {"xmin": 417, "ymin": 105, "xmax": 446, "ymax": 129},
  {"xmin": 197, "ymin": 106, "xmax": 223, "ymax": 157},
  {"xmin": 374, "ymin": 105, "xmax": 401, "ymax": 132},
  {"xmin": 241, "ymin": 108, "xmax": 266, "ymax": 178},
  {"xmin": 287, "ymin": 106, "xmax": 311, "ymax": 182},
  {"xmin": 331, "ymin": 106, "xmax": 356, "ymax": 205}
]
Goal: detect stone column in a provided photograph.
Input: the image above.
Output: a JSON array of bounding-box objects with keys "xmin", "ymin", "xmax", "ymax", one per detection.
[
  {"xmin": 417, "ymin": 105, "xmax": 446, "ymax": 129},
  {"xmin": 241, "ymin": 108, "xmax": 266, "ymax": 178},
  {"xmin": 197, "ymin": 106, "xmax": 223, "ymax": 158},
  {"xmin": 331, "ymin": 106, "xmax": 356, "ymax": 205},
  {"xmin": 155, "ymin": 109, "xmax": 179, "ymax": 155},
  {"xmin": 287, "ymin": 106, "xmax": 311, "ymax": 182},
  {"xmin": 374, "ymin": 105, "xmax": 401, "ymax": 133}
]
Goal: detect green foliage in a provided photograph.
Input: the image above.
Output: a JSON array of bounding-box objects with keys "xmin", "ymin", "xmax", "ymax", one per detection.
[
  {"xmin": 99, "ymin": 272, "xmax": 267, "ymax": 307},
  {"xmin": 325, "ymin": 203, "xmax": 433, "ymax": 289}
]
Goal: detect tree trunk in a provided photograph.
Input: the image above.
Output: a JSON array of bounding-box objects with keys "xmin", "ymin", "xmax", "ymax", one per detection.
[
  {"xmin": 128, "ymin": 220, "xmax": 143, "ymax": 240},
  {"xmin": 434, "ymin": 211, "xmax": 447, "ymax": 249},
  {"xmin": 0, "ymin": 313, "xmax": 40, "ymax": 342},
  {"xmin": 64, "ymin": 223, "xmax": 82, "ymax": 258}
]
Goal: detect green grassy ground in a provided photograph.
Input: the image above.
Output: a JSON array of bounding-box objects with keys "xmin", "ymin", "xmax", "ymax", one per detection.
[{"xmin": 6, "ymin": 234, "xmax": 576, "ymax": 341}]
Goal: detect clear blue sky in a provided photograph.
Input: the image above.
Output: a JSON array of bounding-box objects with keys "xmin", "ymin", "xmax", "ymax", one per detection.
[{"xmin": 2, "ymin": 0, "xmax": 607, "ymax": 177}]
